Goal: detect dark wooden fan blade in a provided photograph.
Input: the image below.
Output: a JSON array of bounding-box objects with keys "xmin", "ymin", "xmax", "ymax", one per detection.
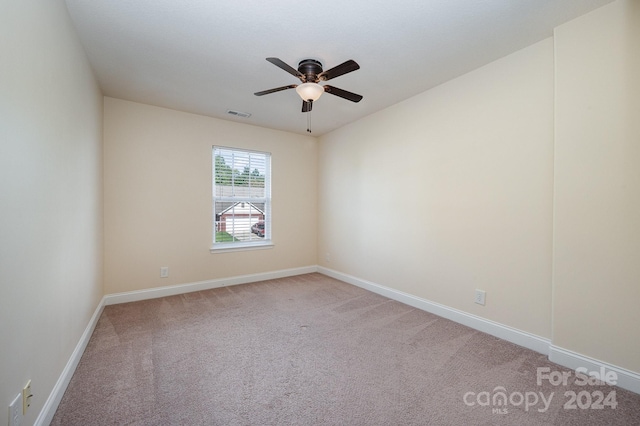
[
  {"xmin": 318, "ymin": 60, "xmax": 360, "ymax": 81},
  {"xmin": 302, "ymin": 100, "xmax": 313, "ymax": 112},
  {"xmin": 266, "ymin": 58, "xmax": 305, "ymax": 81},
  {"xmin": 323, "ymin": 85, "xmax": 363, "ymax": 102},
  {"xmin": 254, "ymin": 84, "xmax": 297, "ymax": 96}
]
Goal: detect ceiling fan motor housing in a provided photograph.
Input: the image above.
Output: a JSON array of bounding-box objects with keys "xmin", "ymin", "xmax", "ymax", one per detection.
[{"xmin": 298, "ymin": 59, "xmax": 323, "ymax": 82}]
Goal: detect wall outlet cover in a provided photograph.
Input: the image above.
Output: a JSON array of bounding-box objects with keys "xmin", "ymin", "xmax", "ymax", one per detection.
[{"xmin": 22, "ymin": 380, "xmax": 32, "ymax": 415}]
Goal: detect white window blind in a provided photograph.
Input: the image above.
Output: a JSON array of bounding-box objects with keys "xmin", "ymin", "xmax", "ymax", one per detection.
[{"xmin": 212, "ymin": 146, "xmax": 271, "ymax": 250}]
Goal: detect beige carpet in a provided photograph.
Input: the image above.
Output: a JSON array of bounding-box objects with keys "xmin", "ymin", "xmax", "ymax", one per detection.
[{"xmin": 52, "ymin": 273, "xmax": 640, "ymax": 425}]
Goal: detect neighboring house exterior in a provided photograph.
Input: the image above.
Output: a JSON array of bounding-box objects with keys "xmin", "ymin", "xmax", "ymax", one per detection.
[{"xmin": 215, "ymin": 201, "xmax": 265, "ymax": 236}]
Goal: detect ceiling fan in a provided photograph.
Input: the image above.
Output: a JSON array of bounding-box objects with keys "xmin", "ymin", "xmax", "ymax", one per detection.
[{"xmin": 254, "ymin": 57, "xmax": 363, "ymax": 113}]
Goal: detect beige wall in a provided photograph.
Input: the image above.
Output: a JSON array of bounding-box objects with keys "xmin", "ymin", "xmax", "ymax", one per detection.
[
  {"xmin": 319, "ymin": 0, "xmax": 639, "ymax": 375},
  {"xmin": 553, "ymin": 0, "xmax": 640, "ymax": 372},
  {"xmin": 318, "ymin": 39, "xmax": 555, "ymax": 339},
  {"xmin": 103, "ymin": 98, "xmax": 317, "ymax": 294},
  {"xmin": 0, "ymin": 0, "xmax": 103, "ymax": 423}
]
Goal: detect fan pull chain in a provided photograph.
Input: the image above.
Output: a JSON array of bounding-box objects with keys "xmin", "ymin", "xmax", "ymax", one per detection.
[{"xmin": 307, "ymin": 101, "xmax": 312, "ymax": 133}]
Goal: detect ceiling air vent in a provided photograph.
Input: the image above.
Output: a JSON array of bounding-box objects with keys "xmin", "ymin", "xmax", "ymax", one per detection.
[{"xmin": 227, "ymin": 110, "xmax": 251, "ymax": 118}]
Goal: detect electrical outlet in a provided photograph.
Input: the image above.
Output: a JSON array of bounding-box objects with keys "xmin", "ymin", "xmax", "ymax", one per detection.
[
  {"xmin": 325, "ymin": 253, "xmax": 331, "ymax": 263},
  {"xmin": 160, "ymin": 267, "xmax": 169, "ymax": 278},
  {"xmin": 22, "ymin": 380, "xmax": 32, "ymax": 415},
  {"xmin": 475, "ymin": 289, "xmax": 486, "ymax": 306},
  {"xmin": 9, "ymin": 393, "xmax": 22, "ymax": 426}
]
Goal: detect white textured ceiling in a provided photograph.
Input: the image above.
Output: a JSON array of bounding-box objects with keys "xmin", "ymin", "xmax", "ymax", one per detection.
[{"xmin": 64, "ymin": 0, "xmax": 613, "ymax": 136}]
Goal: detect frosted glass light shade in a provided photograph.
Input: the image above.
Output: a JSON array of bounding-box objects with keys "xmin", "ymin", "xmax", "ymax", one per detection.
[{"xmin": 296, "ymin": 83, "xmax": 324, "ymax": 101}]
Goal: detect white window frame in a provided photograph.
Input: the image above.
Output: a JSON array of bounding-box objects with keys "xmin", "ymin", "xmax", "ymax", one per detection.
[{"xmin": 211, "ymin": 146, "xmax": 273, "ymax": 253}]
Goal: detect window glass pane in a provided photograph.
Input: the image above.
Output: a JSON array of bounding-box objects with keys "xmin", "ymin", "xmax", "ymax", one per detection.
[
  {"xmin": 214, "ymin": 148, "xmax": 266, "ymax": 198},
  {"xmin": 214, "ymin": 202, "xmax": 266, "ymax": 242},
  {"xmin": 213, "ymin": 146, "xmax": 271, "ymax": 247}
]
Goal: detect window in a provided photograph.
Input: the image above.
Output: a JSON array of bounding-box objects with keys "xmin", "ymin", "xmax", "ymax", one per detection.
[{"xmin": 212, "ymin": 146, "xmax": 272, "ymax": 252}]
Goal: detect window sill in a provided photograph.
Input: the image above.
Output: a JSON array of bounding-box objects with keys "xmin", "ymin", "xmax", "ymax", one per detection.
[{"xmin": 210, "ymin": 240, "xmax": 274, "ymax": 254}]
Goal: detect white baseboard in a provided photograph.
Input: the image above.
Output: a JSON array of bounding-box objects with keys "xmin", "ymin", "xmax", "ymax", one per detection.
[
  {"xmin": 318, "ymin": 267, "xmax": 640, "ymax": 396},
  {"xmin": 549, "ymin": 345, "xmax": 640, "ymax": 395},
  {"xmin": 318, "ymin": 266, "xmax": 551, "ymax": 355},
  {"xmin": 35, "ymin": 297, "xmax": 106, "ymax": 426},
  {"xmin": 104, "ymin": 265, "xmax": 318, "ymax": 305}
]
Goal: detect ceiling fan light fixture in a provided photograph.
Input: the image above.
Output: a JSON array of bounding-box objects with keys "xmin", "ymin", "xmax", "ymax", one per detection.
[{"xmin": 296, "ymin": 82, "xmax": 324, "ymax": 101}]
